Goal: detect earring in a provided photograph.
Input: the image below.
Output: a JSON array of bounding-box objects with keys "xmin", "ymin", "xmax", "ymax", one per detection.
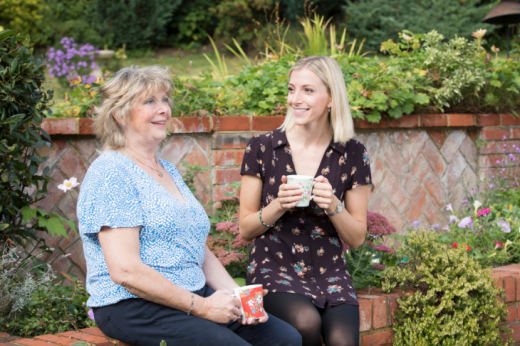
[{"xmin": 328, "ymin": 108, "xmax": 331, "ymax": 114}]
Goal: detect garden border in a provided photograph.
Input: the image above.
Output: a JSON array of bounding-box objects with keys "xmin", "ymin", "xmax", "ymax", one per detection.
[{"xmin": 2, "ymin": 264, "xmax": 520, "ymax": 345}]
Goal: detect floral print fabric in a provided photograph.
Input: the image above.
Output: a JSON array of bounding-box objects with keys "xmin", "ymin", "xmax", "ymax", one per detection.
[{"xmin": 240, "ymin": 129, "xmax": 372, "ymax": 308}]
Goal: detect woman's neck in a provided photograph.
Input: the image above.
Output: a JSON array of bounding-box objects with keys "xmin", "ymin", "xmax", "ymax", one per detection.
[
  {"xmin": 122, "ymin": 140, "xmax": 158, "ymax": 165},
  {"xmin": 287, "ymin": 117, "xmax": 332, "ymax": 148}
]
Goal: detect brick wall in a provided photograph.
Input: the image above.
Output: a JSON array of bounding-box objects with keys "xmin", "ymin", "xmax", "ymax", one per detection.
[
  {"xmin": 3, "ymin": 264, "xmax": 520, "ymax": 346},
  {"xmin": 37, "ymin": 114, "xmax": 520, "ymax": 281}
]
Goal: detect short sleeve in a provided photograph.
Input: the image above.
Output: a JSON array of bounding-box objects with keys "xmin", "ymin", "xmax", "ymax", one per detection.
[
  {"xmin": 240, "ymin": 136, "xmax": 264, "ymax": 179},
  {"xmin": 348, "ymin": 142, "xmax": 372, "ymax": 190},
  {"xmin": 78, "ymin": 161, "xmax": 144, "ymax": 235}
]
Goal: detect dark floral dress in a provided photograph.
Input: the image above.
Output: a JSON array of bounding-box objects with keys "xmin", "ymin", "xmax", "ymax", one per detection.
[{"xmin": 240, "ymin": 128, "xmax": 372, "ymax": 308}]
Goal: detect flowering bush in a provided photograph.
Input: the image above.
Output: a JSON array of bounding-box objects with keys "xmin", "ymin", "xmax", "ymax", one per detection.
[
  {"xmin": 343, "ymin": 211, "xmax": 398, "ymax": 289},
  {"xmin": 45, "ymin": 37, "xmax": 99, "ymax": 89},
  {"xmin": 207, "ymin": 222, "xmax": 251, "ymax": 278},
  {"xmin": 382, "ymin": 230, "xmax": 510, "ymax": 345}
]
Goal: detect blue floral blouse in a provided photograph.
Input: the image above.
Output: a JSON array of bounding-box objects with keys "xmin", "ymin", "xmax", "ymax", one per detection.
[{"xmin": 77, "ymin": 151, "xmax": 210, "ymax": 307}]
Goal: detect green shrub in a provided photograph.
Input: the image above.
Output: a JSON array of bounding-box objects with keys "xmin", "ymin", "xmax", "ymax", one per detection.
[
  {"xmin": 0, "ymin": 247, "xmax": 94, "ymax": 337},
  {"xmin": 0, "ymin": 30, "xmax": 74, "ymax": 245},
  {"xmin": 170, "ymin": 0, "xmax": 217, "ymax": 49},
  {"xmin": 93, "ymin": 0, "xmax": 182, "ymax": 49},
  {"xmin": 343, "ymin": 0, "xmax": 495, "ymax": 52},
  {"xmin": 382, "ymin": 230, "xmax": 511, "ymax": 345},
  {"xmin": 0, "ymin": 0, "xmax": 44, "ymax": 39}
]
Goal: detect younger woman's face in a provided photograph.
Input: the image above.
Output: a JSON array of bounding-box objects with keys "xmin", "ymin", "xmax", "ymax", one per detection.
[{"xmin": 287, "ymin": 68, "xmax": 332, "ymax": 126}]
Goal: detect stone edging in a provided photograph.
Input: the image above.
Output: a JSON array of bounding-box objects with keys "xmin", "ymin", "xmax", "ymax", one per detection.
[
  {"xmin": 3, "ymin": 264, "xmax": 520, "ymax": 345},
  {"xmin": 40, "ymin": 114, "xmax": 520, "ymax": 136}
]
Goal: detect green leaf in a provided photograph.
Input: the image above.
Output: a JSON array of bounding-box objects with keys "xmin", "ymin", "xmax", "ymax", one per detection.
[
  {"xmin": 0, "ymin": 30, "xmax": 16, "ymax": 41},
  {"xmin": 233, "ymin": 278, "xmax": 246, "ymax": 286},
  {"xmin": 490, "ymin": 80, "xmax": 502, "ymax": 88},
  {"xmin": 45, "ymin": 217, "xmax": 69, "ymax": 238},
  {"xmin": 0, "ymin": 224, "xmax": 9, "ymax": 230},
  {"xmin": 10, "ymin": 57, "xmax": 18, "ymax": 73},
  {"xmin": 21, "ymin": 206, "xmax": 38, "ymax": 224},
  {"xmin": 2, "ymin": 113, "xmax": 25, "ymax": 125}
]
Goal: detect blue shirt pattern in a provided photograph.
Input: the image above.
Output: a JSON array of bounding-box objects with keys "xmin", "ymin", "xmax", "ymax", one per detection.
[{"xmin": 77, "ymin": 151, "xmax": 210, "ymax": 307}]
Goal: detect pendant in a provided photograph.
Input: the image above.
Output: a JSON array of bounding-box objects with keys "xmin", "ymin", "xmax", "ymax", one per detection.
[{"xmin": 158, "ymin": 171, "xmax": 164, "ymax": 177}]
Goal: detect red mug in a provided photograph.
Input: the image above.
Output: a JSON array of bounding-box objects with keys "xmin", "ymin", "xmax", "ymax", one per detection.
[{"xmin": 231, "ymin": 284, "xmax": 264, "ymax": 320}]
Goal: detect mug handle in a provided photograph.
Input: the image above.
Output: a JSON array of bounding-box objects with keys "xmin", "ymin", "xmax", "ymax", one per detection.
[{"xmin": 231, "ymin": 292, "xmax": 245, "ymax": 321}]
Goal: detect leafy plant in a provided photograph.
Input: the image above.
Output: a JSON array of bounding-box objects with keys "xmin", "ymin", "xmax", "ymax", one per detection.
[
  {"xmin": 382, "ymin": 230, "xmax": 511, "ymax": 345},
  {"xmin": 0, "ymin": 247, "xmax": 94, "ymax": 338},
  {"xmin": 0, "ymin": 0, "xmax": 44, "ymax": 40},
  {"xmin": 51, "ymin": 76, "xmax": 104, "ymax": 118},
  {"xmin": 180, "ymin": 161, "xmax": 211, "ymax": 204},
  {"xmin": 343, "ymin": 211, "xmax": 397, "ymax": 289},
  {"xmin": 0, "ymin": 30, "xmax": 64, "ymax": 245}
]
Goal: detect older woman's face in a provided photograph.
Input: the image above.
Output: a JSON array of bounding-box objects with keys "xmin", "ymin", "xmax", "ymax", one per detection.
[
  {"xmin": 287, "ymin": 68, "xmax": 331, "ymax": 126},
  {"xmin": 127, "ymin": 91, "xmax": 171, "ymax": 144}
]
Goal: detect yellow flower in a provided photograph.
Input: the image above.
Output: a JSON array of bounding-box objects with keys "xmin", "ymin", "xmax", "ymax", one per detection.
[{"xmin": 69, "ymin": 76, "xmax": 82, "ymax": 85}]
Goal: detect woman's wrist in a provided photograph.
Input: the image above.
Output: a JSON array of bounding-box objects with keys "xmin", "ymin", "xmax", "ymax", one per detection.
[{"xmin": 191, "ymin": 294, "xmax": 207, "ymax": 318}]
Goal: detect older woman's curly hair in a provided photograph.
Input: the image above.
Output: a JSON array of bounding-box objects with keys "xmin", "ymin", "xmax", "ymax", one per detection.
[{"xmin": 93, "ymin": 65, "xmax": 174, "ymax": 151}]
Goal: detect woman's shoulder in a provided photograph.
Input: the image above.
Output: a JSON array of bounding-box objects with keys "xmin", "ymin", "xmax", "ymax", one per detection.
[
  {"xmin": 245, "ymin": 131, "xmax": 275, "ymax": 151},
  {"xmin": 84, "ymin": 151, "xmax": 131, "ymax": 185},
  {"xmin": 344, "ymin": 138, "xmax": 368, "ymax": 153}
]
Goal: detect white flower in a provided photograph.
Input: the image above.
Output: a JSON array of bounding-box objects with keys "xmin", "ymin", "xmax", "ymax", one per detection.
[
  {"xmin": 472, "ymin": 29, "xmax": 487, "ymax": 40},
  {"xmin": 446, "ymin": 204, "xmax": 453, "ymax": 212},
  {"xmin": 473, "ymin": 200, "xmax": 482, "ymax": 211},
  {"xmin": 58, "ymin": 177, "xmax": 80, "ymax": 193},
  {"xmin": 402, "ymin": 33, "xmax": 414, "ymax": 42}
]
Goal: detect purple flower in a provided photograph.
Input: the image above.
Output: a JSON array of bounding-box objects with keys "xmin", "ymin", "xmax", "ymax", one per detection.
[
  {"xmin": 432, "ymin": 224, "xmax": 440, "ymax": 230},
  {"xmin": 508, "ymin": 154, "xmax": 516, "ymax": 161},
  {"xmin": 413, "ymin": 221, "xmax": 420, "ymax": 227},
  {"xmin": 375, "ymin": 245, "xmax": 396, "ymax": 254},
  {"xmin": 489, "ymin": 184, "xmax": 494, "ymax": 188},
  {"xmin": 371, "ymin": 264, "xmax": 386, "ymax": 270},
  {"xmin": 449, "ymin": 215, "xmax": 458, "ymax": 224},
  {"xmin": 461, "ymin": 199, "xmax": 468, "ymax": 205},
  {"xmin": 503, "ymin": 135, "xmax": 507, "ymax": 140},
  {"xmin": 497, "ymin": 220, "xmax": 511, "ymax": 233},
  {"xmin": 88, "ymin": 309, "xmax": 95, "ymax": 321},
  {"xmin": 458, "ymin": 216, "xmax": 473, "ymax": 229}
]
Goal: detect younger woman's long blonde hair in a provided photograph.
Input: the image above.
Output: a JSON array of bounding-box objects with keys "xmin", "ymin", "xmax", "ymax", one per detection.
[{"xmin": 280, "ymin": 56, "xmax": 355, "ymax": 143}]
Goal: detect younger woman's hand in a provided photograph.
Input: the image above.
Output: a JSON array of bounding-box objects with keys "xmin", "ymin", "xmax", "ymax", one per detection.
[
  {"xmin": 313, "ymin": 176, "xmax": 336, "ymax": 212},
  {"xmin": 276, "ymin": 175, "xmax": 303, "ymax": 211}
]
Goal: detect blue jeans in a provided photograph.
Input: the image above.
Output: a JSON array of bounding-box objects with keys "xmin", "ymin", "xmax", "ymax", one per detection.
[{"xmin": 93, "ymin": 285, "xmax": 302, "ymax": 346}]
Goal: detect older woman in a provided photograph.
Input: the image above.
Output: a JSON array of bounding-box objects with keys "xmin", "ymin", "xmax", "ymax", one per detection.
[
  {"xmin": 239, "ymin": 56, "xmax": 372, "ymax": 346},
  {"xmin": 77, "ymin": 65, "xmax": 301, "ymax": 346}
]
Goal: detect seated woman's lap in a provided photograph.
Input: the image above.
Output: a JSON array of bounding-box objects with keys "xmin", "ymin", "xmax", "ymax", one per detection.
[
  {"xmin": 264, "ymin": 292, "xmax": 359, "ymax": 346},
  {"xmin": 93, "ymin": 286, "xmax": 301, "ymax": 346}
]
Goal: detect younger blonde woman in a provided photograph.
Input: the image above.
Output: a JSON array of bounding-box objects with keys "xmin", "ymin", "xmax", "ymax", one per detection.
[{"xmin": 239, "ymin": 56, "xmax": 372, "ymax": 346}]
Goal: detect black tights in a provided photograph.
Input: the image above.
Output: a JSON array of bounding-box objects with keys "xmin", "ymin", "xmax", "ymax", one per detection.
[{"xmin": 264, "ymin": 293, "xmax": 359, "ymax": 346}]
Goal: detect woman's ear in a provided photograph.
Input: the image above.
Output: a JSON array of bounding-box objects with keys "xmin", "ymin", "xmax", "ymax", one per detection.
[{"xmin": 112, "ymin": 110, "xmax": 126, "ymax": 129}]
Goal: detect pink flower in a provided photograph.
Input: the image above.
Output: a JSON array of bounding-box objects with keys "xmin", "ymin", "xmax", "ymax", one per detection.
[
  {"xmin": 452, "ymin": 243, "xmax": 459, "ymax": 248},
  {"xmin": 375, "ymin": 245, "xmax": 396, "ymax": 254},
  {"xmin": 494, "ymin": 240, "xmax": 505, "ymax": 250},
  {"xmin": 477, "ymin": 208, "xmax": 492, "ymax": 216}
]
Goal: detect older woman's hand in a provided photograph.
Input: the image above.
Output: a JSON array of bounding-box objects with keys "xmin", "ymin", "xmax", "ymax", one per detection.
[
  {"xmin": 277, "ymin": 175, "xmax": 303, "ymax": 210},
  {"xmin": 200, "ymin": 290, "xmax": 242, "ymax": 324}
]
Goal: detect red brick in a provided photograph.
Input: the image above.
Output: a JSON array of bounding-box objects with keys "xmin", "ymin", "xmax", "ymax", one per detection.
[
  {"xmin": 213, "ymin": 151, "xmax": 236, "ymax": 166},
  {"xmin": 404, "ymin": 187, "xmax": 428, "ymax": 224},
  {"xmin": 490, "ymin": 273, "xmax": 507, "ymax": 303},
  {"xmin": 387, "ymin": 294, "xmax": 399, "ymax": 326},
  {"xmin": 477, "ymin": 114, "xmax": 501, "ymax": 126},
  {"xmin": 57, "ymin": 147, "xmax": 89, "ymax": 183},
  {"xmin": 213, "ymin": 116, "xmax": 250, "ymax": 131},
  {"xmin": 512, "ymin": 324, "xmax": 520, "ymax": 342},
  {"xmin": 35, "ymin": 169, "xmax": 65, "ymax": 212},
  {"xmin": 479, "ymin": 155, "xmax": 506, "ymax": 168},
  {"xmin": 440, "ymin": 130, "xmax": 466, "ymax": 163},
  {"xmin": 212, "ymin": 185, "xmax": 238, "ymax": 202},
  {"xmin": 444, "ymin": 152, "xmax": 467, "ymax": 192},
  {"xmin": 468, "ymin": 128, "xmax": 478, "ymax": 141},
  {"xmin": 387, "ymin": 114, "xmax": 419, "ymax": 128},
  {"xmin": 421, "ymin": 114, "xmax": 447, "ymax": 127},
  {"xmin": 57, "ymin": 331, "xmax": 112, "ymax": 346},
  {"xmin": 423, "ymin": 172, "xmax": 446, "ymax": 207},
  {"xmin": 79, "ymin": 328, "xmax": 107, "ymax": 338},
  {"xmin": 358, "ymin": 299, "xmax": 372, "ymax": 332},
  {"xmin": 403, "ymin": 155, "xmax": 429, "ymax": 196},
  {"xmin": 252, "ymin": 116, "xmax": 285, "ymax": 131},
  {"xmin": 514, "ymin": 274, "xmax": 520, "ymax": 302},
  {"xmin": 159, "ymin": 136, "xmax": 193, "ymax": 165},
  {"xmin": 422, "ymin": 199, "xmax": 442, "ymax": 226},
  {"xmin": 382, "ymin": 204, "xmax": 406, "ymax": 235},
  {"xmin": 422, "ymin": 140, "xmax": 446, "ymax": 178},
  {"xmin": 506, "ymin": 305, "xmax": 517, "ymax": 323},
  {"xmin": 372, "ymin": 296, "xmax": 388, "ymax": 329},
  {"xmin": 11, "ymin": 340, "xmax": 53, "ymax": 346},
  {"xmin": 78, "ymin": 118, "xmax": 94, "ymax": 135},
  {"xmin": 169, "ymin": 117, "xmax": 211, "ymax": 133},
  {"xmin": 0, "ymin": 343, "xmax": 22, "ymax": 346},
  {"xmin": 401, "ymin": 132, "xmax": 429, "ymax": 165},
  {"xmin": 235, "ymin": 151, "xmax": 245, "ymax": 165},
  {"xmin": 480, "ymin": 141, "xmax": 497, "ymax": 154},
  {"xmin": 0, "ymin": 334, "xmax": 8, "ymax": 338},
  {"xmin": 213, "ymin": 168, "xmax": 241, "ymax": 185},
  {"xmin": 504, "ymin": 274, "xmax": 516, "ymax": 303},
  {"xmin": 361, "ymin": 330, "xmax": 394, "ymax": 345},
  {"xmin": 480, "ymin": 128, "xmax": 508, "ymax": 140},
  {"xmin": 42, "ymin": 118, "xmax": 76, "ymax": 135},
  {"xmin": 502, "ymin": 114, "xmax": 520, "ymax": 126},
  {"xmin": 380, "ymin": 173, "xmax": 409, "ymax": 213},
  {"xmin": 357, "ymin": 118, "xmax": 390, "ymax": 129},
  {"xmin": 380, "ymin": 143, "xmax": 408, "ymax": 184},
  {"xmin": 72, "ymin": 139, "xmax": 98, "ymax": 161},
  {"xmin": 35, "ymin": 334, "xmax": 77, "ymax": 345},
  {"xmin": 511, "ymin": 127, "xmax": 520, "ymax": 139},
  {"xmin": 212, "ymin": 133, "xmax": 253, "ymax": 149},
  {"xmin": 428, "ymin": 130, "xmax": 448, "ymax": 148},
  {"xmin": 448, "ymin": 114, "xmax": 474, "ymax": 127}
]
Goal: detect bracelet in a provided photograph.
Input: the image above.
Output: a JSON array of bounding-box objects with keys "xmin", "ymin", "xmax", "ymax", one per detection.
[
  {"xmin": 259, "ymin": 208, "xmax": 275, "ymax": 228},
  {"xmin": 187, "ymin": 293, "xmax": 194, "ymax": 315}
]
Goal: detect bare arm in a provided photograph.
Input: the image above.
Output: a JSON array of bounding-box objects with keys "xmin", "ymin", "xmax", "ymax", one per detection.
[
  {"xmin": 239, "ymin": 175, "xmax": 302, "ymax": 241},
  {"xmin": 98, "ymin": 226, "xmax": 241, "ymax": 323},
  {"xmin": 203, "ymin": 244, "xmax": 239, "ymax": 291}
]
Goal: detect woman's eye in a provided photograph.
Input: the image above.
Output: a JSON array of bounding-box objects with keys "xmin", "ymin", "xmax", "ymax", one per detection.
[
  {"xmin": 162, "ymin": 97, "xmax": 169, "ymax": 103},
  {"xmin": 145, "ymin": 98, "xmax": 155, "ymax": 104},
  {"xmin": 305, "ymin": 89, "xmax": 313, "ymax": 93},
  {"xmin": 288, "ymin": 87, "xmax": 294, "ymax": 92}
]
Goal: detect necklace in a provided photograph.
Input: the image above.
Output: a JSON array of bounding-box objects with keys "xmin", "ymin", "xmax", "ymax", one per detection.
[{"xmin": 125, "ymin": 150, "xmax": 163, "ymax": 177}]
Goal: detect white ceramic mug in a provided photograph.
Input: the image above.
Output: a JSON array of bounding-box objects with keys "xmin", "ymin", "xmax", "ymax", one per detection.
[{"xmin": 286, "ymin": 175, "xmax": 314, "ymax": 207}]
